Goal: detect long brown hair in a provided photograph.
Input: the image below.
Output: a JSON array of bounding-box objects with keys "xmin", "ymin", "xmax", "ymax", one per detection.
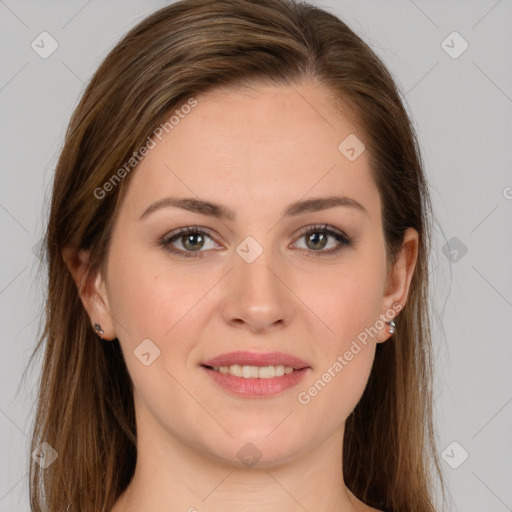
[{"xmin": 27, "ymin": 0, "xmax": 448, "ymax": 510}]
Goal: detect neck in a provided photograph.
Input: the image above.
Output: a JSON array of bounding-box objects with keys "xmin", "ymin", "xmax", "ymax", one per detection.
[{"xmin": 112, "ymin": 413, "xmax": 363, "ymax": 512}]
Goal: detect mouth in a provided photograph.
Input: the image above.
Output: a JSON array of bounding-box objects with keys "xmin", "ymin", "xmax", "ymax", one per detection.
[
  {"xmin": 201, "ymin": 350, "xmax": 310, "ymax": 371},
  {"xmin": 201, "ymin": 363, "xmax": 298, "ymax": 379},
  {"xmin": 200, "ymin": 351, "xmax": 311, "ymax": 397}
]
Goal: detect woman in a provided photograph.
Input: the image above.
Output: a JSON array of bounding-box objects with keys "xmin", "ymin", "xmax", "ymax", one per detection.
[{"xmin": 28, "ymin": 0, "xmax": 448, "ymax": 510}]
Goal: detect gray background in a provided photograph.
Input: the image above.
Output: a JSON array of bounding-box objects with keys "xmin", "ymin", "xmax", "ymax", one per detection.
[{"xmin": 1, "ymin": 0, "xmax": 511, "ymax": 510}]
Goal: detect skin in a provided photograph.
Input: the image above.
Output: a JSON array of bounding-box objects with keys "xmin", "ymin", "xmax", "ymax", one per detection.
[{"xmin": 63, "ymin": 81, "xmax": 418, "ymax": 512}]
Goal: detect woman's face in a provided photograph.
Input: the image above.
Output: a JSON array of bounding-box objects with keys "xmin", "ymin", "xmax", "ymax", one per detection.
[{"xmin": 92, "ymin": 81, "xmax": 415, "ymax": 467}]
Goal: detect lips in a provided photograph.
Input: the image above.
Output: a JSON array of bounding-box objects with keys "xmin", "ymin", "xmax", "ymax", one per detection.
[{"xmin": 201, "ymin": 350, "xmax": 311, "ymax": 370}]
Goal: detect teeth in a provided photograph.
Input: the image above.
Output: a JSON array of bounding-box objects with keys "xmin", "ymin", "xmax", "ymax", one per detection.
[{"xmin": 211, "ymin": 364, "xmax": 296, "ymax": 378}]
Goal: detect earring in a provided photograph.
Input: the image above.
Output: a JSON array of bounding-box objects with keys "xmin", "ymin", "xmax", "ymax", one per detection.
[
  {"xmin": 386, "ymin": 320, "xmax": 396, "ymax": 336},
  {"xmin": 94, "ymin": 322, "xmax": 104, "ymax": 339}
]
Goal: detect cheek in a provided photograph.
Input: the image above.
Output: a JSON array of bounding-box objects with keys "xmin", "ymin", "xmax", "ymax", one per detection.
[
  {"xmin": 298, "ymin": 281, "xmax": 378, "ymax": 430},
  {"xmin": 296, "ymin": 255, "xmax": 384, "ymax": 419},
  {"xmin": 310, "ymin": 261, "xmax": 384, "ymax": 347},
  {"xmin": 306, "ymin": 347, "xmax": 375, "ymax": 431},
  {"xmin": 106, "ymin": 250, "xmax": 205, "ymax": 422},
  {"xmin": 107, "ymin": 245, "xmax": 207, "ymax": 340}
]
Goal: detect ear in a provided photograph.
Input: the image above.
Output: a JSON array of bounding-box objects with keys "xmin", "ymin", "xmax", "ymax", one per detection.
[
  {"xmin": 61, "ymin": 246, "xmax": 117, "ymax": 340},
  {"xmin": 375, "ymin": 228, "xmax": 419, "ymax": 343}
]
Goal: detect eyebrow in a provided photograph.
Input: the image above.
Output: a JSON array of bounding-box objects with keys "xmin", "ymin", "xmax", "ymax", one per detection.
[{"xmin": 138, "ymin": 195, "xmax": 369, "ymax": 221}]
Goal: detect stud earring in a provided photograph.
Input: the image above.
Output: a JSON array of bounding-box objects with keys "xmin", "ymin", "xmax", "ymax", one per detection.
[
  {"xmin": 386, "ymin": 319, "xmax": 396, "ymax": 336},
  {"xmin": 94, "ymin": 322, "xmax": 104, "ymax": 339}
]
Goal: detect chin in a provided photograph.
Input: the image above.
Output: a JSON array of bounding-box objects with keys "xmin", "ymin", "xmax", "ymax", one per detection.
[{"xmin": 206, "ymin": 429, "xmax": 306, "ymax": 469}]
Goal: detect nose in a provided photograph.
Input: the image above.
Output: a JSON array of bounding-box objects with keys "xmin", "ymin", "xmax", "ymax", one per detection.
[{"xmin": 221, "ymin": 249, "xmax": 295, "ymax": 334}]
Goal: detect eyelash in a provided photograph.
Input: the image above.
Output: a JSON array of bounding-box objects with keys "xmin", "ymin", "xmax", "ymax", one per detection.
[{"xmin": 160, "ymin": 224, "xmax": 353, "ymax": 259}]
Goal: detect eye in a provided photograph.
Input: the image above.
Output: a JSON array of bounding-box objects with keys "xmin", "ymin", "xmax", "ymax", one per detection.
[
  {"xmin": 160, "ymin": 224, "xmax": 353, "ymax": 258},
  {"xmin": 160, "ymin": 226, "xmax": 219, "ymax": 258},
  {"xmin": 291, "ymin": 224, "xmax": 353, "ymax": 257}
]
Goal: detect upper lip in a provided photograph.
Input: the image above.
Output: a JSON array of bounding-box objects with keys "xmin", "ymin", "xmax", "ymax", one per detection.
[{"xmin": 201, "ymin": 351, "xmax": 310, "ymax": 370}]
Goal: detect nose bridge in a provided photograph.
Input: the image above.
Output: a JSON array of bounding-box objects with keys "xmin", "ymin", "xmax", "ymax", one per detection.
[
  {"xmin": 234, "ymin": 236, "xmax": 282, "ymax": 300},
  {"xmin": 222, "ymin": 234, "xmax": 292, "ymax": 330}
]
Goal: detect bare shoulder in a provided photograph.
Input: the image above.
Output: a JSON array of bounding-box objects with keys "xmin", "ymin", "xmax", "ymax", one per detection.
[
  {"xmin": 357, "ymin": 503, "xmax": 384, "ymax": 512},
  {"xmin": 347, "ymin": 489, "xmax": 384, "ymax": 512},
  {"xmin": 360, "ymin": 504, "xmax": 383, "ymax": 512}
]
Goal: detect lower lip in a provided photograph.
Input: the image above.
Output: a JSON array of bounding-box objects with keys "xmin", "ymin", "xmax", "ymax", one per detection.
[{"xmin": 201, "ymin": 366, "xmax": 310, "ymax": 398}]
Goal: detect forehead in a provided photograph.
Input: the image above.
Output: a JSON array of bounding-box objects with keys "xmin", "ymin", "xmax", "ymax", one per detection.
[{"xmin": 119, "ymin": 81, "xmax": 380, "ymax": 223}]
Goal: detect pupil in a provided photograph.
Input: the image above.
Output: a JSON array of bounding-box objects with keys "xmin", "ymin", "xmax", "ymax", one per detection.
[
  {"xmin": 308, "ymin": 232, "xmax": 327, "ymax": 250},
  {"xmin": 184, "ymin": 234, "xmax": 203, "ymax": 251}
]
